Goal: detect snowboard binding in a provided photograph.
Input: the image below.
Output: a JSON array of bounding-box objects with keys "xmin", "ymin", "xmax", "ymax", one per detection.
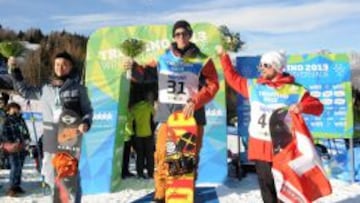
[
  {"xmin": 166, "ymin": 131, "xmax": 197, "ymax": 176},
  {"xmin": 166, "ymin": 154, "xmax": 196, "ymax": 176}
]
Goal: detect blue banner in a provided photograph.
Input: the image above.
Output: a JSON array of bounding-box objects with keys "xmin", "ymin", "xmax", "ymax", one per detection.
[
  {"xmin": 286, "ymin": 54, "xmax": 352, "ymax": 138},
  {"xmin": 235, "ymin": 54, "xmax": 352, "ymax": 140},
  {"xmin": 235, "ymin": 56, "xmax": 260, "ymax": 157}
]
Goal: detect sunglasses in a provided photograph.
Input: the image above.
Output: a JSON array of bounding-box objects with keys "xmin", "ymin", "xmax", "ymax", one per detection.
[
  {"xmin": 174, "ymin": 31, "xmax": 189, "ymax": 38},
  {"xmin": 260, "ymin": 63, "xmax": 272, "ymax": 68},
  {"xmin": 257, "ymin": 63, "xmax": 272, "ymax": 71},
  {"xmin": 257, "ymin": 63, "xmax": 272, "ymax": 72}
]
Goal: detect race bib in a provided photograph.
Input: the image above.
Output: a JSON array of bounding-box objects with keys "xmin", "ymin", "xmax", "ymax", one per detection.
[
  {"xmin": 248, "ymin": 102, "xmax": 284, "ymax": 141},
  {"xmin": 158, "ymin": 73, "xmax": 199, "ymax": 104}
]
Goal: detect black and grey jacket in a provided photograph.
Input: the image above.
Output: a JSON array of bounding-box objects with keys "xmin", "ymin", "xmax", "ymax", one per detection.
[
  {"xmin": 2, "ymin": 114, "xmax": 30, "ymax": 144},
  {"xmin": 11, "ymin": 69, "xmax": 93, "ymax": 153}
]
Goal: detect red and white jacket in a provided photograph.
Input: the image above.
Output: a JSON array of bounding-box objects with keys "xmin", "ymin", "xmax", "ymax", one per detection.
[{"xmin": 220, "ymin": 53, "xmax": 323, "ymax": 162}]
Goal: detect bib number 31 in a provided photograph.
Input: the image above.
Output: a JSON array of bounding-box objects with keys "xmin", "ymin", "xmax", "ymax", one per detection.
[{"xmin": 167, "ymin": 80, "xmax": 185, "ymax": 95}]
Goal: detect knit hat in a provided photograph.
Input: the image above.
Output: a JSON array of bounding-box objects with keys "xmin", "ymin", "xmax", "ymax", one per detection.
[
  {"xmin": 172, "ymin": 20, "xmax": 193, "ymax": 37},
  {"xmin": 260, "ymin": 51, "xmax": 287, "ymax": 73},
  {"xmin": 55, "ymin": 51, "xmax": 74, "ymax": 65}
]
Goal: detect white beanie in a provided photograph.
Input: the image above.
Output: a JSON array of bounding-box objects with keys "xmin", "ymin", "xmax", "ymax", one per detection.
[{"xmin": 260, "ymin": 50, "xmax": 287, "ymax": 73}]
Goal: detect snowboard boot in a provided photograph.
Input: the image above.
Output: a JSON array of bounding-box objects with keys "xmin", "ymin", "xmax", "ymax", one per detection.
[{"xmin": 153, "ymin": 198, "xmax": 165, "ymax": 203}]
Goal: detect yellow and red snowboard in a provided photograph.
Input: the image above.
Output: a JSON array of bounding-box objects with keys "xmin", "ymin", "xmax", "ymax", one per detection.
[{"xmin": 165, "ymin": 111, "xmax": 198, "ymax": 203}]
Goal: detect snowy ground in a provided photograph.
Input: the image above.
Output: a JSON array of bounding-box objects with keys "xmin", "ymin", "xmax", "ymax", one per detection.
[{"xmin": 1, "ymin": 158, "xmax": 360, "ymax": 202}]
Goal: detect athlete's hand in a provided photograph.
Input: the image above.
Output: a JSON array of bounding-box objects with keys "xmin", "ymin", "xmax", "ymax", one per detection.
[
  {"xmin": 289, "ymin": 104, "xmax": 303, "ymax": 114},
  {"xmin": 183, "ymin": 100, "xmax": 195, "ymax": 119},
  {"xmin": 123, "ymin": 57, "xmax": 134, "ymax": 70},
  {"xmin": 7, "ymin": 56, "xmax": 18, "ymax": 71},
  {"xmin": 78, "ymin": 123, "xmax": 89, "ymax": 134},
  {"xmin": 216, "ymin": 45, "xmax": 225, "ymax": 56}
]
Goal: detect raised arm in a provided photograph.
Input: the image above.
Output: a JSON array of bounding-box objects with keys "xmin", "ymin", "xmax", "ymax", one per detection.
[
  {"xmin": 10, "ymin": 68, "xmax": 42, "ymax": 100},
  {"xmin": 220, "ymin": 53, "xmax": 249, "ymax": 98}
]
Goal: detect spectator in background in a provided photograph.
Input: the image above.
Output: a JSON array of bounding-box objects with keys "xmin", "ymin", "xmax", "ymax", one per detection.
[
  {"xmin": 2, "ymin": 102, "xmax": 31, "ymax": 197},
  {"xmin": 0, "ymin": 92, "xmax": 11, "ymax": 170},
  {"xmin": 0, "ymin": 92, "xmax": 10, "ymax": 136},
  {"xmin": 121, "ymin": 110, "xmax": 135, "ymax": 179},
  {"xmin": 130, "ymin": 91, "xmax": 155, "ymax": 179},
  {"xmin": 0, "ymin": 58, "xmax": 8, "ymax": 74}
]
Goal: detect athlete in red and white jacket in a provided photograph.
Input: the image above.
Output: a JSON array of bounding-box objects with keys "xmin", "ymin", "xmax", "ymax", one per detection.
[{"xmin": 218, "ymin": 47, "xmax": 323, "ymax": 203}]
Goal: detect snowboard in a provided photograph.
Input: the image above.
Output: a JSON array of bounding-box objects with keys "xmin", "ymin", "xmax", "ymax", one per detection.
[
  {"xmin": 165, "ymin": 111, "xmax": 198, "ymax": 203},
  {"xmin": 269, "ymin": 108, "xmax": 293, "ymax": 154},
  {"xmin": 52, "ymin": 109, "xmax": 82, "ymax": 203}
]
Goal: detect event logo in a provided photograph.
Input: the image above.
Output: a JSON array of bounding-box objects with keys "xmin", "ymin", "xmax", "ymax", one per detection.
[
  {"xmin": 287, "ymin": 63, "xmax": 329, "ymax": 72},
  {"xmin": 146, "ymin": 39, "xmax": 170, "ymax": 52},
  {"xmin": 333, "ymin": 64, "xmax": 345, "ymax": 77},
  {"xmin": 191, "ymin": 31, "xmax": 208, "ymax": 44},
  {"xmin": 98, "ymin": 49, "xmax": 123, "ymax": 60},
  {"xmin": 287, "ymin": 63, "xmax": 329, "ymax": 78}
]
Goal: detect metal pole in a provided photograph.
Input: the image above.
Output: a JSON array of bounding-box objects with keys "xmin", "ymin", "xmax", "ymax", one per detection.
[
  {"xmin": 27, "ymin": 100, "xmax": 46, "ymax": 194},
  {"xmin": 349, "ymin": 138, "xmax": 355, "ymax": 183}
]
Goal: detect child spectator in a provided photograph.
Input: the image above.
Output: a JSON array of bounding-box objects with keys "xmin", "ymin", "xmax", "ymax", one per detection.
[
  {"xmin": 121, "ymin": 111, "xmax": 135, "ymax": 179},
  {"xmin": 130, "ymin": 91, "xmax": 155, "ymax": 179},
  {"xmin": 2, "ymin": 102, "xmax": 31, "ymax": 197}
]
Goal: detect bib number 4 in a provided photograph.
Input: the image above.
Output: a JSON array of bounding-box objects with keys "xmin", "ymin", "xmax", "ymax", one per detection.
[{"xmin": 257, "ymin": 113, "xmax": 267, "ymax": 128}]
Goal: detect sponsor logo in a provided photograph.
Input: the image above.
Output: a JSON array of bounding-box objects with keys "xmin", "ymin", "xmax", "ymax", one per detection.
[{"xmin": 93, "ymin": 112, "xmax": 113, "ymax": 121}]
